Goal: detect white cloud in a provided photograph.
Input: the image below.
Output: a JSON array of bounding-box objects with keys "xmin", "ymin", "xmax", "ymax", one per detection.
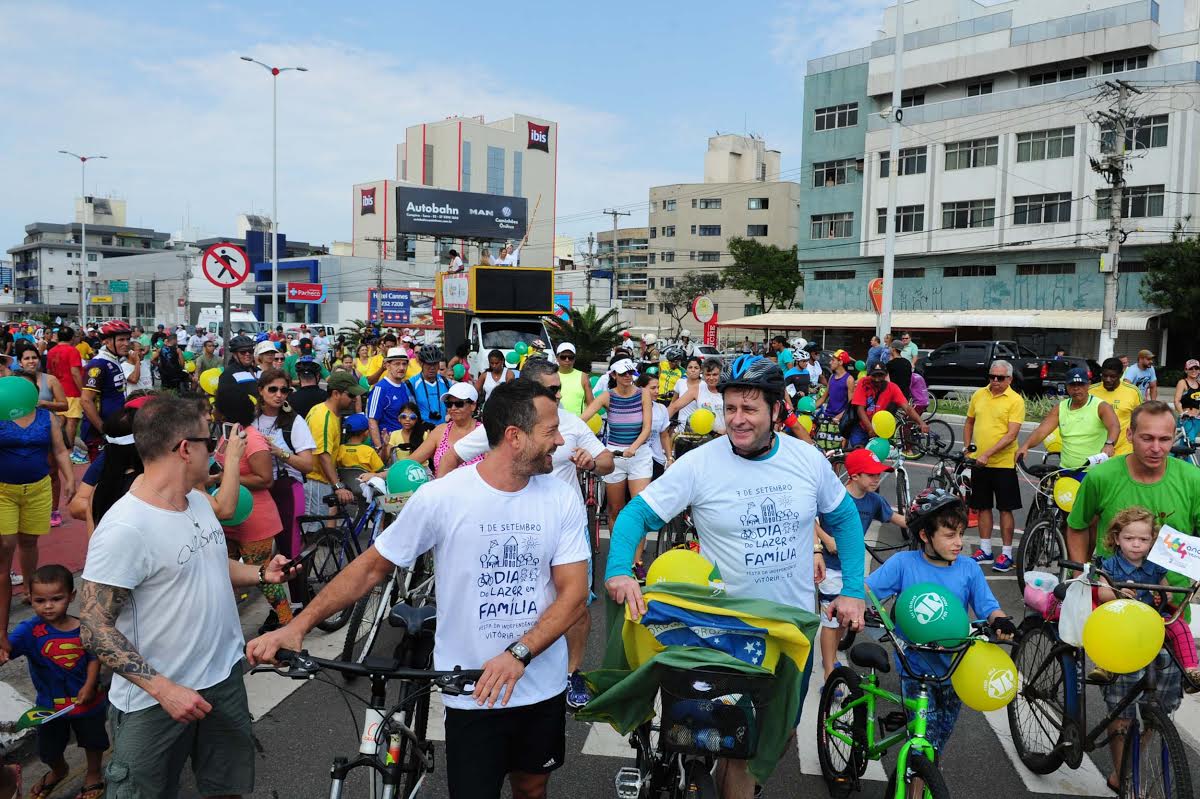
[{"xmin": 770, "ymin": 0, "xmax": 888, "ymax": 79}]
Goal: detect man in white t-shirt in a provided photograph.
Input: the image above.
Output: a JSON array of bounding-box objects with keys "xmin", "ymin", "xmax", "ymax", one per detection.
[
  {"xmin": 79, "ymin": 396, "xmax": 295, "ymax": 796},
  {"xmin": 121, "ymin": 341, "xmax": 154, "ymax": 395},
  {"xmin": 248, "ymin": 380, "xmax": 590, "ymax": 798}
]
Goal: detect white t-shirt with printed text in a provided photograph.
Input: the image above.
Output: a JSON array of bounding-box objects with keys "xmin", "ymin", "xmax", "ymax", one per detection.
[{"xmin": 374, "ymin": 465, "xmax": 589, "ymax": 709}]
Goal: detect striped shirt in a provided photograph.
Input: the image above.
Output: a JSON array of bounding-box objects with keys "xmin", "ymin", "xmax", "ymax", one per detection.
[{"xmin": 606, "ymin": 388, "xmax": 644, "ymax": 447}]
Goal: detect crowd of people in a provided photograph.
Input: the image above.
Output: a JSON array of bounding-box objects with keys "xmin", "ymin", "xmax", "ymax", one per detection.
[{"xmin": 0, "ymin": 315, "xmax": 1196, "ymax": 799}]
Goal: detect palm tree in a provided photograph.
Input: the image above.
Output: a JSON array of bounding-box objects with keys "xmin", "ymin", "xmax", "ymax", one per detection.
[
  {"xmin": 544, "ymin": 306, "xmax": 624, "ymax": 372},
  {"xmin": 337, "ymin": 319, "xmax": 372, "ymax": 352}
]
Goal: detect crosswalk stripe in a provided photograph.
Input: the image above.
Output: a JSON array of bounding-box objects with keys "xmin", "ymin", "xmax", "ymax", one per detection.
[
  {"xmin": 246, "ymin": 617, "xmax": 346, "ymax": 723},
  {"xmin": 795, "ymin": 665, "xmax": 888, "ymax": 783},
  {"xmin": 979, "ymin": 709, "xmax": 1112, "ymax": 796}
]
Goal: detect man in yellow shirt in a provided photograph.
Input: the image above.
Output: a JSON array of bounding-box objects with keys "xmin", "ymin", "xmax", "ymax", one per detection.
[
  {"xmin": 304, "ymin": 371, "xmax": 367, "ymax": 516},
  {"xmin": 962, "ymin": 359, "xmax": 1026, "ymax": 573},
  {"xmin": 1089, "ymin": 357, "xmax": 1140, "ymax": 456}
]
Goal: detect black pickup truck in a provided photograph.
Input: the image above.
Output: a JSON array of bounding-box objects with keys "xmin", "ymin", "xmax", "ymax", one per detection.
[{"xmin": 917, "ymin": 340, "xmax": 1044, "ymax": 396}]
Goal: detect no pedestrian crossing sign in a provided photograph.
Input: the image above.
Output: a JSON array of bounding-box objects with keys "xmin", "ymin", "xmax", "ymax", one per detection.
[{"xmin": 201, "ymin": 242, "xmax": 251, "ymax": 289}]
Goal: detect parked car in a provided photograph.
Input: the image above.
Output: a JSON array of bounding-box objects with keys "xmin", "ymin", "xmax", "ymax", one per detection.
[
  {"xmin": 1037, "ymin": 355, "xmax": 1103, "ymax": 395},
  {"xmin": 917, "ymin": 340, "xmax": 1044, "ymax": 396}
]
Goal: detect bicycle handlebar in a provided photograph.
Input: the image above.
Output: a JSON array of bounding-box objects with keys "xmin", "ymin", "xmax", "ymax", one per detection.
[{"xmin": 256, "ymin": 649, "xmax": 483, "ymax": 695}]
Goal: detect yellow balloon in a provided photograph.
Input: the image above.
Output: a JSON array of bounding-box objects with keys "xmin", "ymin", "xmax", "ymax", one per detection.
[
  {"xmin": 586, "ymin": 414, "xmax": 603, "ymax": 435},
  {"xmin": 199, "ymin": 368, "xmax": 222, "ymax": 396},
  {"xmin": 872, "ymin": 409, "xmax": 897, "ymax": 439},
  {"xmin": 1083, "ymin": 599, "xmax": 1165, "ymax": 673},
  {"xmin": 951, "ymin": 641, "xmax": 1018, "ymax": 711},
  {"xmin": 690, "ymin": 408, "xmax": 716, "ymax": 435},
  {"xmin": 1044, "ymin": 429, "xmax": 1062, "ymax": 453},
  {"xmin": 1053, "ymin": 476, "xmax": 1081, "ymax": 512},
  {"xmin": 646, "ymin": 549, "xmax": 717, "ymax": 588},
  {"xmin": 797, "ymin": 414, "xmax": 814, "ymax": 433},
  {"xmin": 184, "ymin": 360, "xmax": 196, "ymax": 373}
]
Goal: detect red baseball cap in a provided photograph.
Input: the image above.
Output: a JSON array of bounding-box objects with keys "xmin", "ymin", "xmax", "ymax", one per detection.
[{"xmin": 845, "ymin": 448, "xmax": 894, "ymax": 475}]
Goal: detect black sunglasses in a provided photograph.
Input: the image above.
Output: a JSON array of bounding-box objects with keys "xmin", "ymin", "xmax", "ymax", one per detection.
[
  {"xmin": 558, "ymin": 353, "xmax": 575, "ymax": 360},
  {"xmin": 987, "ymin": 374, "xmax": 1010, "ymax": 381},
  {"xmin": 173, "ymin": 436, "xmax": 217, "ymax": 453},
  {"xmin": 445, "ymin": 399, "xmax": 473, "ymax": 409},
  {"xmin": 264, "ymin": 385, "xmax": 293, "ymax": 395}
]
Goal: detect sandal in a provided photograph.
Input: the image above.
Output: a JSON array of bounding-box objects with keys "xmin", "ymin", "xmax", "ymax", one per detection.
[
  {"xmin": 1106, "ymin": 774, "xmax": 1120, "ymax": 794},
  {"xmin": 74, "ymin": 782, "xmax": 105, "ymax": 799},
  {"xmin": 30, "ymin": 770, "xmax": 65, "ymax": 799}
]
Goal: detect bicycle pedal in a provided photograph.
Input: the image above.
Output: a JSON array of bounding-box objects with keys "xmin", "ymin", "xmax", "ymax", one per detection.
[
  {"xmin": 879, "ymin": 711, "xmax": 908, "ymax": 733},
  {"xmin": 615, "ymin": 767, "xmax": 642, "ymax": 799}
]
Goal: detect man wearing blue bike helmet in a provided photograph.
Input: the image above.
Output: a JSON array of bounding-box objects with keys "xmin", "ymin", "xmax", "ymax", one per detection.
[{"xmin": 605, "ymin": 354, "xmax": 867, "ymax": 799}]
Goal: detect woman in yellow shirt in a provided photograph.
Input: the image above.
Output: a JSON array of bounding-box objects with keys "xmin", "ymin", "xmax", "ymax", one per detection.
[{"xmin": 354, "ymin": 343, "xmax": 384, "ymax": 386}]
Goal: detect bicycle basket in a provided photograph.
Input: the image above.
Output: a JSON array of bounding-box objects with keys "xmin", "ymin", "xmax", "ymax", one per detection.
[{"xmin": 657, "ymin": 666, "xmax": 774, "ymax": 760}]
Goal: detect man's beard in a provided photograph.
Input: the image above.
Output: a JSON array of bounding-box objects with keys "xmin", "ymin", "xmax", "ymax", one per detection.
[{"xmin": 515, "ymin": 445, "xmax": 555, "ymax": 477}]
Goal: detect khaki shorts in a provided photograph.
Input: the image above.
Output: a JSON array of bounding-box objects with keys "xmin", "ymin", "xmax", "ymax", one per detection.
[
  {"xmin": 0, "ymin": 476, "xmax": 52, "ymax": 535},
  {"xmin": 105, "ymin": 662, "xmax": 253, "ymax": 798},
  {"xmin": 58, "ymin": 396, "xmax": 83, "ymax": 420}
]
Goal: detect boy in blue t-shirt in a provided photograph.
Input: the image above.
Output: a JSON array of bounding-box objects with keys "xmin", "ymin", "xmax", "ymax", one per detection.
[
  {"xmin": 866, "ymin": 490, "xmax": 1016, "ymax": 754},
  {"xmin": 0, "ymin": 565, "xmax": 108, "ymax": 798},
  {"xmin": 816, "ymin": 448, "xmax": 907, "ymax": 678}
]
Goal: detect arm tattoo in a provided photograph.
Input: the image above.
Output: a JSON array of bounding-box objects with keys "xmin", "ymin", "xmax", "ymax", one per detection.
[{"xmin": 79, "ymin": 580, "xmax": 159, "ymax": 682}]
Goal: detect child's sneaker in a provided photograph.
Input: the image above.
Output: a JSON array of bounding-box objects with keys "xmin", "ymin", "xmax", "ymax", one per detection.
[
  {"xmin": 971, "ymin": 549, "xmax": 994, "ymax": 564},
  {"xmin": 8, "ymin": 572, "xmax": 21, "ymax": 586},
  {"xmin": 566, "ymin": 671, "xmax": 592, "ymax": 710},
  {"xmin": 49, "ymin": 511, "xmax": 62, "ymax": 528},
  {"xmin": 633, "ymin": 562, "xmax": 647, "ymax": 583},
  {"xmin": 69, "ymin": 453, "xmax": 88, "ymax": 465},
  {"xmin": 992, "ymin": 553, "xmax": 1014, "ymax": 573},
  {"xmin": 1088, "ymin": 666, "xmax": 1113, "ymax": 683},
  {"xmin": 1185, "ymin": 668, "xmax": 1200, "ymax": 694}
]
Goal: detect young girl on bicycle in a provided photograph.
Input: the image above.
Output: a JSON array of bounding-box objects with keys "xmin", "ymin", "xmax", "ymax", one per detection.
[{"xmin": 1095, "ymin": 506, "xmax": 1200, "ymax": 691}]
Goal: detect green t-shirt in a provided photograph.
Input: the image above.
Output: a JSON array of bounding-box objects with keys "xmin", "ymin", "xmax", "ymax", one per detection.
[{"xmin": 1067, "ymin": 455, "xmax": 1200, "ymax": 556}]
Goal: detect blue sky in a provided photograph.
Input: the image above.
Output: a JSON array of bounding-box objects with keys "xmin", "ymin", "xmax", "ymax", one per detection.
[{"xmin": 0, "ymin": 0, "xmax": 901, "ymax": 256}]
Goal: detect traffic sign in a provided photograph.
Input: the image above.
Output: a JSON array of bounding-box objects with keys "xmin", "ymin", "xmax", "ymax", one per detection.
[
  {"xmin": 286, "ymin": 282, "xmax": 326, "ymax": 304},
  {"xmin": 201, "ymin": 242, "xmax": 251, "ymax": 289},
  {"xmin": 108, "ymin": 280, "xmax": 129, "ymax": 293}
]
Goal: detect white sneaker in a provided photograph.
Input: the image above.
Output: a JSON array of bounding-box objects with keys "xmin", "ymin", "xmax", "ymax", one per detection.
[{"xmin": 9, "ymin": 572, "xmax": 23, "ymax": 586}]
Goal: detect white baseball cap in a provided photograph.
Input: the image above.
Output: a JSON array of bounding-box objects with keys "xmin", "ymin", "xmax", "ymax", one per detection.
[
  {"xmin": 556, "ymin": 342, "xmax": 576, "ymax": 355},
  {"xmin": 440, "ymin": 382, "xmax": 479, "ymax": 403},
  {"xmin": 254, "ymin": 341, "xmax": 278, "ymax": 357},
  {"xmin": 610, "ymin": 358, "xmax": 637, "ymax": 375}
]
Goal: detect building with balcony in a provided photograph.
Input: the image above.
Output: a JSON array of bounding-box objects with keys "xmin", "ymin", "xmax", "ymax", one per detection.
[
  {"xmin": 757, "ymin": 0, "xmax": 1194, "ymax": 361},
  {"xmin": 597, "ymin": 227, "xmax": 650, "ymax": 309}
]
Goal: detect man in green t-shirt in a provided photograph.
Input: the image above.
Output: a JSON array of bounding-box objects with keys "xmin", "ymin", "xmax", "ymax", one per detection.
[{"xmin": 1067, "ymin": 401, "xmax": 1200, "ymax": 564}]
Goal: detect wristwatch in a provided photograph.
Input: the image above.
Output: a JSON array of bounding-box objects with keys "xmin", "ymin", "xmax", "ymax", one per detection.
[
  {"xmin": 333, "ymin": 481, "xmax": 346, "ymax": 490},
  {"xmin": 1104, "ymin": 440, "xmax": 1116, "ymax": 446},
  {"xmin": 506, "ymin": 641, "xmax": 532, "ymax": 666}
]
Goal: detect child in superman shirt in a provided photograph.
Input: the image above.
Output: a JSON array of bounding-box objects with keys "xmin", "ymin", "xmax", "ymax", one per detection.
[{"xmin": 0, "ymin": 565, "xmax": 107, "ymax": 799}]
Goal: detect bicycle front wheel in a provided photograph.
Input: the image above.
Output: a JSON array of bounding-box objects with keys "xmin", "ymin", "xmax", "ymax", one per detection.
[
  {"xmin": 894, "ymin": 467, "xmax": 911, "ymax": 521},
  {"xmin": 1120, "ymin": 702, "xmax": 1194, "ymax": 799},
  {"xmin": 1006, "ymin": 621, "xmax": 1067, "ymax": 774},
  {"xmin": 885, "ymin": 750, "xmax": 949, "ymax": 799},
  {"xmin": 339, "ymin": 571, "xmax": 396, "ymax": 672},
  {"xmin": 817, "ymin": 666, "xmax": 867, "ymax": 797},
  {"xmin": 917, "ymin": 420, "xmax": 955, "ymax": 458},
  {"xmin": 1014, "ymin": 517, "xmax": 1065, "ymax": 594},
  {"xmin": 921, "ymin": 394, "xmax": 938, "ymax": 420},
  {"xmin": 303, "ymin": 529, "xmax": 353, "ymax": 633}
]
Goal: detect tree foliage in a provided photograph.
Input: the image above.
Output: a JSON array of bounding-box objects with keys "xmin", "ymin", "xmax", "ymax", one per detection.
[
  {"xmin": 721, "ymin": 237, "xmax": 803, "ymax": 314},
  {"xmin": 543, "ymin": 305, "xmax": 625, "ymax": 371},
  {"xmin": 1141, "ymin": 223, "xmax": 1200, "ymax": 325},
  {"xmin": 658, "ymin": 271, "xmax": 724, "ymax": 337}
]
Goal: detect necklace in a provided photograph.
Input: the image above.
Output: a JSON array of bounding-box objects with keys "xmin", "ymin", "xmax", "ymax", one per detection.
[{"xmin": 140, "ymin": 481, "xmax": 203, "ymax": 531}]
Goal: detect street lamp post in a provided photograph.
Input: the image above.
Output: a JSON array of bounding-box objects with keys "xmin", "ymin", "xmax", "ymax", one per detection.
[
  {"xmin": 58, "ymin": 151, "xmax": 107, "ymax": 325},
  {"xmin": 240, "ymin": 56, "xmax": 307, "ymax": 329}
]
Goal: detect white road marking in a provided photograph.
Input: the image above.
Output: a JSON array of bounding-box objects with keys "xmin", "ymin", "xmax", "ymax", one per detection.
[
  {"xmin": 796, "ymin": 647, "xmax": 888, "ymax": 782},
  {"xmin": 980, "ymin": 710, "xmax": 1112, "ymax": 796},
  {"xmin": 246, "ymin": 622, "xmax": 348, "ymax": 722}
]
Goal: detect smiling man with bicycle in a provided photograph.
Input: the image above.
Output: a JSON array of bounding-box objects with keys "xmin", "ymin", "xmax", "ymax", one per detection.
[{"xmin": 605, "ymin": 355, "xmax": 867, "ymax": 799}]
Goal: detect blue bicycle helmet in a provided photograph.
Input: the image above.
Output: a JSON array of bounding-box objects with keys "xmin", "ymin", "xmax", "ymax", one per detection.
[
  {"xmin": 255, "ymin": 332, "xmax": 270, "ymax": 343},
  {"xmin": 718, "ymin": 354, "xmax": 785, "ymax": 395}
]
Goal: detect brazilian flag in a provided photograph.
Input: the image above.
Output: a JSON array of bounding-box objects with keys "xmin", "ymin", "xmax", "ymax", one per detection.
[{"xmin": 578, "ymin": 583, "xmax": 818, "ymax": 783}]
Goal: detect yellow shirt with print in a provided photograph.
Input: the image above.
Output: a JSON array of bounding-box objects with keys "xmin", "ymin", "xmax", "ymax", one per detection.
[
  {"xmin": 966, "ymin": 385, "xmax": 1026, "ymax": 469},
  {"xmin": 305, "ymin": 403, "xmax": 341, "ymax": 483},
  {"xmin": 658, "ymin": 364, "xmax": 683, "ymax": 399},
  {"xmin": 337, "ymin": 442, "xmax": 385, "ymax": 472},
  {"xmin": 1089, "ymin": 382, "xmax": 1141, "ymax": 455},
  {"xmin": 76, "ymin": 341, "xmax": 94, "ymax": 360}
]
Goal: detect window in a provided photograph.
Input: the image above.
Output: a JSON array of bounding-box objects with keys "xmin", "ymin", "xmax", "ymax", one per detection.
[
  {"xmin": 646, "ymin": 303, "xmax": 656, "ymax": 315},
  {"xmin": 942, "ymin": 199, "xmax": 996, "ymax": 229},
  {"xmin": 88, "ymin": 254, "xmax": 97, "ymax": 261},
  {"xmin": 814, "ymin": 102, "xmax": 859, "ymax": 131},
  {"xmin": 944, "ymin": 138, "xmax": 998, "ymax": 170},
  {"xmin": 649, "ymin": 254, "xmax": 657, "ymax": 265},
  {"xmin": 690, "ymin": 225, "xmax": 697, "ymax": 234},
  {"xmin": 691, "ymin": 199, "xmax": 697, "ymax": 208},
  {"xmin": 814, "ymin": 270, "xmax": 855, "ymax": 281},
  {"xmin": 748, "ymin": 197, "xmax": 770, "ymax": 210},
  {"xmin": 460, "ymin": 141, "xmax": 471, "ymax": 191},
  {"xmin": 697, "ymin": 251, "xmax": 721, "ymax": 262},
  {"xmin": 901, "ymin": 91, "xmax": 924, "ymax": 108},
  {"xmin": 648, "ymin": 277, "xmax": 656, "ymax": 289},
  {"xmin": 486, "ymin": 146, "xmax": 505, "ymax": 194},
  {"xmin": 811, "ymin": 212, "xmax": 854, "ymax": 239},
  {"xmin": 813, "ymin": 159, "xmax": 857, "ymax": 187},
  {"xmin": 663, "ymin": 199, "xmax": 677, "ymax": 211},
  {"xmin": 1014, "ymin": 193, "xmax": 1073, "ymax": 224},
  {"xmin": 743, "ymin": 304, "xmax": 762, "ymax": 316},
  {"xmin": 698, "ymin": 225, "xmax": 721, "ymax": 236},
  {"xmin": 876, "ymin": 205, "xmax": 924, "ymax": 234},
  {"xmin": 943, "ymin": 265, "xmax": 996, "ymax": 277},
  {"xmin": 662, "ymin": 276, "xmax": 675, "ymax": 288},
  {"xmin": 698, "ymin": 198, "xmax": 722, "ymax": 209},
  {"xmin": 1017, "ymin": 263, "xmax": 1075, "ymax": 275},
  {"xmin": 101, "ymin": 236, "xmax": 112, "ymax": 245},
  {"xmin": 649, "ymin": 227, "xmax": 656, "ymax": 238},
  {"xmin": 1121, "ymin": 261, "xmax": 1148, "ymax": 273},
  {"xmin": 1103, "ymin": 54, "xmax": 1148, "ymax": 74},
  {"xmin": 663, "ymin": 225, "xmax": 676, "ymax": 237},
  {"xmin": 423, "ymin": 144, "xmax": 435, "ymax": 186},
  {"xmin": 513, "ymin": 151, "xmax": 523, "ymax": 196},
  {"xmin": 1017, "ymin": 127, "xmax": 1075, "ymax": 162},
  {"xmin": 967, "ymin": 81, "xmax": 993, "ymax": 96},
  {"xmin": 689, "ymin": 251, "xmax": 695, "ymax": 260},
  {"xmin": 879, "ymin": 147, "xmax": 927, "ymax": 178},
  {"xmin": 1096, "ymin": 184, "xmax": 1165, "ymax": 219},
  {"xmin": 1028, "ymin": 65, "xmax": 1087, "ymax": 86},
  {"xmin": 895, "ymin": 267, "xmax": 926, "ymax": 278},
  {"xmin": 662, "ymin": 252, "xmax": 675, "ymax": 263},
  {"xmin": 1102, "ymin": 115, "xmax": 1168, "ymax": 152},
  {"xmin": 747, "ymin": 225, "xmax": 768, "ymax": 237}
]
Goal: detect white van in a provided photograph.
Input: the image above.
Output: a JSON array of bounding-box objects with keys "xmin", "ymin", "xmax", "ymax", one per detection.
[{"xmin": 197, "ymin": 306, "xmax": 266, "ymax": 337}]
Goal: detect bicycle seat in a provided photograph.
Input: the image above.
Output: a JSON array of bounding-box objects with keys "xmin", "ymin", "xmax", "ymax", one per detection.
[
  {"xmin": 1171, "ymin": 444, "xmax": 1196, "ymax": 457},
  {"xmin": 849, "ymin": 642, "xmax": 891, "ymax": 673},
  {"xmin": 388, "ymin": 603, "xmax": 437, "ymax": 640},
  {"xmin": 1023, "ymin": 463, "xmax": 1061, "ymax": 478}
]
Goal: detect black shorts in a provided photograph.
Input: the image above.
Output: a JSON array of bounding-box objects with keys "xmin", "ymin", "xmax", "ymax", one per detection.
[
  {"xmin": 445, "ymin": 692, "xmax": 566, "ymax": 797},
  {"xmin": 37, "ymin": 712, "xmax": 110, "ymax": 763},
  {"xmin": 968, "ymin": 466, "xmax": 1022, "ymax": 512}
]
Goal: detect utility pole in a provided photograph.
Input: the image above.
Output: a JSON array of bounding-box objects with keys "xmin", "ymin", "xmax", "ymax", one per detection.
[
  {"xmin": 586, "ymin": 232, "xmax": 595, "ymax": 306},
  {"xmin": 1091, "ymin": 79, "xmax": 1141, "ymax": 361},
  {"xmin": 365, "ymin": 236, "xmax": 387, "ymax": 289},
  {"xmin": 603, "ymin": 209, "xmax": 630, "ymax": 306},
  {"xmin": 878, "ymin": 0, "xmax": 906, "ymax": 340}
]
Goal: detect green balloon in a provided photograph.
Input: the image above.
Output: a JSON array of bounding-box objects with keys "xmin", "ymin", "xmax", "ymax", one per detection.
[
  {"xmin": 514, "ymin": 341, "xmax": 529, "ymax": 355},
  {"xmin": 452, "ymin": 363, "xmax": 466, "ymax": 379},
  {"xmin": 894, "ymin": 582, "xmax": 970, "ymax": 646},
  {"xmin": 867, "ymin": 436, "xmax": 891, "ymax": 461},
  {"xmin": 387, "ymin": 458, "xmax": 430, "ymax": 495},
  {"xmin": 209, "ymin": 485, "xmax": 254, "ymax": 526},
  {"xmin": 855, "ymin": 360, "xmax": 866, "ymax": 371},
  {"xmin": 183, "ymin": 350, "xmax": 196, "ymax": 361},
  {"xmin": 0, "ymin": 375, "xmax": 38, "ymax": 420},
  {"xmin": 797, "ymin": 396, "xmax": 817, "ymax": 414},
  {"xmin": 505, "ymin": 351, "xmax": 520, "ymax": 365}
]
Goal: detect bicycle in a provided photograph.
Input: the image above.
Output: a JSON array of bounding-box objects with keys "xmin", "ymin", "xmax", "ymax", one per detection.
[
  {"xmin": 1170, "ymin": 424, "xmax": 1198, "ymax": 467},
  {"xmin": 817, "ymin": 589, "xmax": 1004, "ymax": 799},
  {"xmin": 653, "ymin": 510, "xmax": 698, "ymax": 560},
  {"xmin": 254, "ymin": 638, "xmax": 481, "ymax": 799},
  {"xmin": 1007, "ymin": 558, "xmax": 1197, "ymax": 798},
  {"xmin": 1012, "ymin": 456, "xmax": 1092, "ymax": 594},
  {"xmin": 922, "ymin": 448, "xmax": 973, "ymax": 511},
  {"xmin": 893, "ymin": 416, "xmax": 955, "ymax": 460},
  {"xmin": 615, "ymin": 665, "xmax": 774, "ymax": 799},
  {"xmin": 580, "ymin": 465, "xmax": 605, "ymax": 586},
  {"xmin": 297, "ymin": 487, "xmax": 386, "ymax": 633}
]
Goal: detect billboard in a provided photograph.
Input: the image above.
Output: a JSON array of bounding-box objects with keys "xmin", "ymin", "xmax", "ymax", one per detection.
[
  {"xmin": 395, "ymin": 186, "xmax": 527, "ymax": 241},
  {"xmin": 368, "ymin": 287, "xmax": 438, "ymax": 329}
]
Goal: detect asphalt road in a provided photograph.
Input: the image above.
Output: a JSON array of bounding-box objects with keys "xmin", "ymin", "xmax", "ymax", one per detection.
[{"xmin": 8, "ymin": 415, "xmax": 1200, "ymax": 798}]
